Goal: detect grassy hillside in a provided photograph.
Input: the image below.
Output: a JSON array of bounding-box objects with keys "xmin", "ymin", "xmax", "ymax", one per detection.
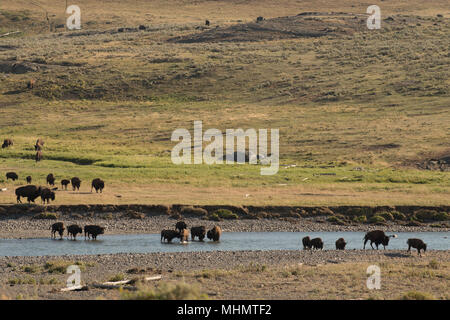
[{"xmin": 0, "ymin": 0, "xmax": 448, "ymax": 205}]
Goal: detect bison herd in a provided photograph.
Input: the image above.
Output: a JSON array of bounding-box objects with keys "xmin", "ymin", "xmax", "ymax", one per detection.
[
  {"xmin": 4, "ymin": 171, "xmax": 105, "ymax": 204},
  {"xmin": 51, "ymin": 222, "xmax": 105, "ymax": 240},
  {"xmin": 161, "ymin": 221, "xmax": 222, "ymax": 243},
  {"xmin": 302, "ymin": 230, "xmax": 428, "ymax": 256}
]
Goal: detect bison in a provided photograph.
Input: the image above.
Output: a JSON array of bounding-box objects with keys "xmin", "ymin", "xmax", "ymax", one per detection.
[
  {"xmin": 175, "ymin": 221, "xmax": 187, "ymax": 233},
  {"xmin": 27, "ymin": 79, "xmax": 35, "ymax": 89},
  {"xmin": 191, "ymin": 226, "xmax": 206, "ymax": 241},
  {"xmin": 26, "ymin": 176, "xmax": 32, "ymax": 184},
  {"xmin": 179, "ymin": 229, "xmax": 189, "ymax": 242},
  {"xmin": 407, "ymin": 238, "xmax": 427, "ymax": 256},
  {"xmin": 302, "ymin": 236, "xmax": 312, "ymax": 250},
  {"xmin": 84, "ymin": 225, "xmax": 105, "ymax": 240},
  {"xmin": 161, "ymin": 229, "xmax": 180, "ymax": 243},
  {"xmin": 335, "ymin": 238, "xmax": 347, "ymax": 250},
  {"xmin": 6, "ymin": 172, "xmax": 18, "ymax": 181},
  {"xmin": 51, "ymin": 222, "xmax": 65, "ymax": 239},
  {"xmin": 40, "ymin": 187, "xmax": 55, "ymax": 204},
  {"xmin": 363, "ymin": 230, "xmax": 396, "ymax": 250},
  {"xmin": 256, "ymin": 16, "xmax": 264, "ymax": 23},
  {"xmin": 71, "ymin": 177, "xmax": 81, "ymax": 191},
  {"xmin": 207, "ymin": 226, "xmax": 222, "ymax": 242},
  {"xmin": 15, "ymin": 185, "xmax": 42, "ymax": 203},
  {"xmin": 2, "ymin": 138, "xmax": 13, "ymax": 148},
  {"xmin": 61, "ymin": 179, "xmax": 70, "ymax": 190},
  {"xmin": 35, "ymin": 150, "xmax": 43, "ymax": 162},
  {"xmin": 91, "ymin": 178, "xmax": 104, "ymax": 193},
  {"xmin": 35, "ymin": 139, "xmax": 44, "ymax": 151},
  {"xmin": 67, "ymin": 224, "xmax": 83, "ymax": 240},
  {"xmin": 310, "ymin": 238, "xmax": 324, "ymax": 250},
  {"xmin": 46, "ymin": 173, "xmax": 55, "ymax": 186},
  {"xmin": 205, "ymin": 19, "xmax": 210, "ymax": 26}
]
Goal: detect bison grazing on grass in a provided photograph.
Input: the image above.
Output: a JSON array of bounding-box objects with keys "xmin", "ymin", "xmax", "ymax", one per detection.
[
  {"xmin": 207, "ymin": 226, "xmax": 222, "ymax": 242},
  {"xmin": 71, "ymin": 177, "xmax": 81, "ymax": 191},
  {"xmin": 15, "ymin": 185, "xmax": 42, "ymax": 203},
  {"xmin": 191, "ymin": 226, "xmax": 206, "ymax": 241},
  {"xmin": 35, "ymin": 139, "xmax": 44, "ymax": 151},
  {"xmin": 407, "ymin": 238, "xmax": 427, "ymax": 256},
  {"xmin": 26, "ymin": 176, "xmax": 32, "ymax": 184},
  {"xmin": 84, "ymin": 225, "xmax": 105, "ymax": 240},
  {"xmin": 35, "ymin": 150, "xmax": 43, "ymax": 162},
  {"xmin": 61, "ymin": 179, "xmax": 70, "ymax": 190},
  {"xmin": 363, "ymin": 230, "xmax": 397, "ymax": 250},
  {"xmin": 335, "ymin": 238, "xmax": 347, "ymax": 250},
  {"xmin": 67, "ymin": 224, "xmax": 83, "ymax": 240},
  {"xmin": 46, "ymin": 173, "xmax": 55, "ymax": 186},
  {"xmin": 302, "ymin": 236, "xmax": 312, "ymax": 250},
  {"xmin": 40, "ymin": 187, "xmax": 55, "ymax": 204},
  {"xmin": 2, "ymin": 138, "xmax": 13, "ymax": 148},
  {"xmin": 161, "ymin": 229, "xmax": 180, "ymax": 243},
  {"xmin": 175, "ymin": 221, "xmax": 187, "ymax": 233},
  {"xmin": 51, "ymin": 222, "xmax": 65, "ymax": 239},
  {"xmin": 6, "ymin": 172, "xmax": 18, "ymax": 181},
  {"xmin": 91, "ymin": 178, "xmax": 104, "ymax": 193}
]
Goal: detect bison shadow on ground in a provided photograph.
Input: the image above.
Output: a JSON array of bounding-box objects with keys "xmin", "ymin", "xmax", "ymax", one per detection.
[{"xmin": 383, "ymin": 252, "xmax": 411, "ymax": 258}]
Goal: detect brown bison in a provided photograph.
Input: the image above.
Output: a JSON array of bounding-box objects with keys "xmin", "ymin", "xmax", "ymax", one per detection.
[
  {"xmin": 310, "ymin": 238, "xmax": 324, "ymax": 250},
  {"xmin": 6, "ymin": 172, "xmax": 18, "ymax": 181},
  {"xmin": 40, "ymin": 187, "xmax": 55, "ymax": 204},
  {"xmin": 161, "ymin": 229, "xmax": 180, "ymax": 243},
  {"xmin": 179, "ymin": 229, "xmax": 189, "ymax": 242},
  {"xmin": 15, "ymin": 185, "xmax": 42, "ymax": 203},
  {"xmin": 27, "ymin": 79, "xmax": 35, "ymax": 89},
  {"xmin": 35, "ymin": 150, "xmax": 43, "ymax": 162},
  {"xmin": 363, "ymin": 230, "xmax": 396, "ymax": 250},
  {"xmin": 61, "ymin": 179, "xmax": 70, "ymax": 190},
  {"xmin": 26, "ymin": 176, "xmax": 32, "ymax": 184},
  {"xmin": 2, "ymin": 138, "xmax": 13, "ymax": 148},
  {"xmin": 302, "ymin": 236, "xmax": 312, "ymax": 250},
  {"xmin": 191, "ymin": 226, "xmax": 206, "ymax": 241},
  {"xmin": 335, "ymin": 238, "xmax": 347, "ymax": 250},
  {"xmin": 67, "ymin": 224, "xmax": 83, "ymax": 240},
  {"xmin": 71, "ymin": 177, "xmax": 81, "ymax": 191},
  {"xmin": 51, "ymin": 222, "xmax": 65, "ymax": 239},
  {"xmin": 407, "ymin": 238, "xmax": 427, "ymax": 256},
  {"xmin": 84, "ymin": 225, "xmax": 105, "ymax": 240},
  {"xmin": 35, "ymin": 139, "xmax": 44, "ymax": 151},
  {"xmin": 46, "ymin": 173, "xmax": 55, "ymax": 186},
  {"xmin": 91, "ymin": 178, "xmax": 104, "ymax": 193},
  {"xmin": 207, "ymin": 226, "xmax": 222, "ymax": 241},
  {"xmin": 175, "ymin": 221, "xmax": 187, "ymax": 233}
]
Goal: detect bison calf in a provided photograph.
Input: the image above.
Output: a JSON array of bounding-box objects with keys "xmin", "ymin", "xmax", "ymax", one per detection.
[
  {"xmin": 179, "ymin": 229, "xmax": 189, "ymax": 243},
  {"xmin": 6, "ymin": 172, "xmax": 18, "ymax": 181},
  {"xmin": 191, "ymin": 226, "xmax": 206, "ymax": 241},
  {"xmin": 407, "ymin": 238, "xmax": 427, "ymax": 256},
  {"xmin": 47, "ymin": 173, "xmax": 55, "ymax": 186},
  {"xmin": 67, "ymin": 224, "xmax": 83, "ymax": 240},
  {"xmin": 41, "ymin": 187, "xmax": 55, "ymax": 204},
  {"xmin": 51, "ymin": 222, "xmax": 65, "ymax": 239}
]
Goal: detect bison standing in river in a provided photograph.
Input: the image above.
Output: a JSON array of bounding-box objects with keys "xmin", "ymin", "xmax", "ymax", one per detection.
[
  {"xmin": 179, "ymin": 229, "xmax": 189, "ymax": 243},
  {"xmin": 67, "ymin": 224, "xmax": 83, "ymax": 240},
  {"xmin": 363, "ymin": 230, "xmax": 397, "ymax": 250},
  {"xmin": 191, "ymin": 226, "xmax": 206, "ymax": 241},
  {"xmin": 407, "ymin": 238, "xmax": 427, "ymax": 256},
  {"xmin": 15, "ymin": 185, "xmax": 42, "ymax": 203},
  {"xmin": 302, "ymin": 236, "xmax": 312, "ymax": 250},
  {"xmin": 84, "ymin": 225, "xmax": 105, "ymax": 240},
  {"xmin": 91, "ymin": 178, "xmax": 104, "ymax": 193},
  {"xmin": 310, "ymin": 237, "xmax": 324, "ymax": 250},
  {"xmin": 335, "ymin": 238, "xmax": 347, "ymax": 250},
  {"xmin": 161, "ymin": 229, "xmax": 180, "ymax": 243},
  {"xmin": 207, "ymin": 226, "xmax": 222, "ymax": 242},
  {"xmin": 51, "ymin": 222, "xmax": 65, "ymax": 239},
  {"xmin": 175, "ymin": 221, "xmax": 187, "ymax": 233}
]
